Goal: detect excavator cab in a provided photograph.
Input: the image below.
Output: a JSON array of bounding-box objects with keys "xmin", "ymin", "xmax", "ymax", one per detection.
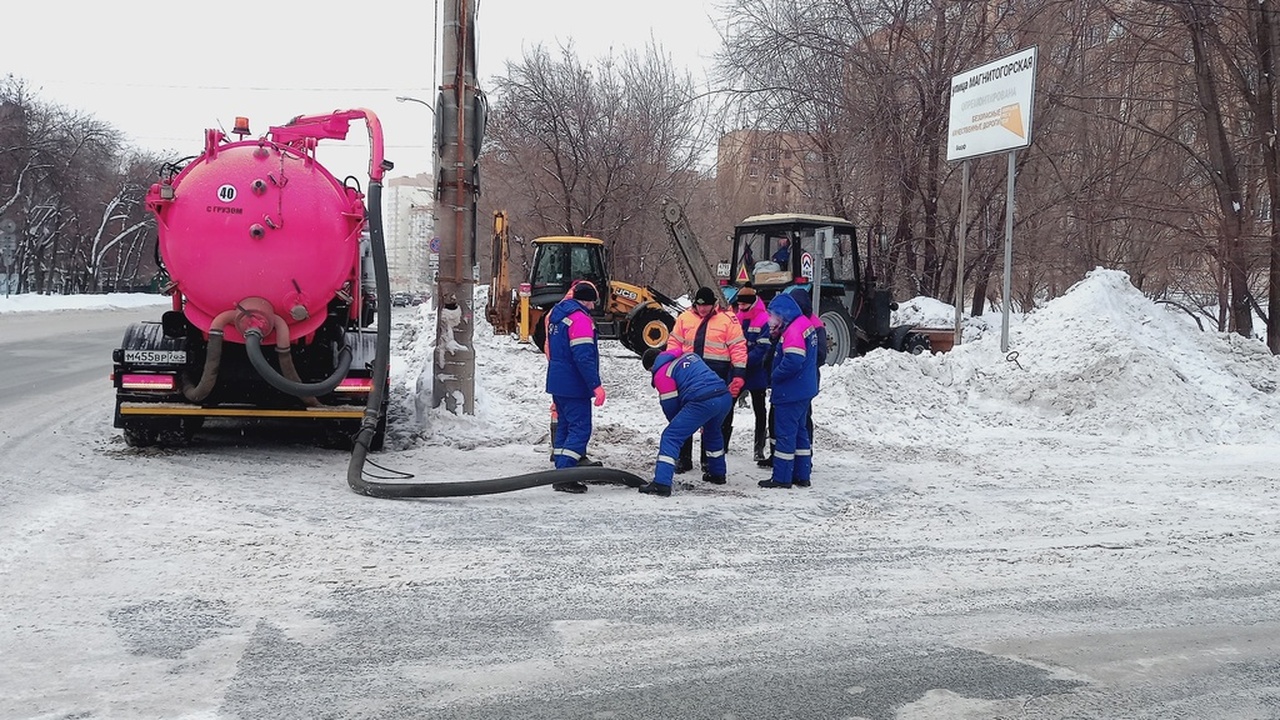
[
  {"xmin": 523, "ymin": 235, "xmax": 676, "ymax": 354},
  {"xmin": 528, "ymin": 237, "xmax": 610, "ymax": 306}
]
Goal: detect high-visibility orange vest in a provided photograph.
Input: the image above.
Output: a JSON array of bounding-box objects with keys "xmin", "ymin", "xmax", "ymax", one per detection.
[{"xmin": 665, "ymin": 307, "xmax": 747, "ymax": 380}]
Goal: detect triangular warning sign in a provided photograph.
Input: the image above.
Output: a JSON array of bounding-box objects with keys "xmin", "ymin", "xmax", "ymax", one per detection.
[{"xmin": 736, "ymin": 265, "xmax": 749, "ymax": 283}]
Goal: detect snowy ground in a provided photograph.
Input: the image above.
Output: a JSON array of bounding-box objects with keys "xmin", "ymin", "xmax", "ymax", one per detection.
[{"xmin": 2, "ymin": 270, "xmax": 1280, "ymax": 719}]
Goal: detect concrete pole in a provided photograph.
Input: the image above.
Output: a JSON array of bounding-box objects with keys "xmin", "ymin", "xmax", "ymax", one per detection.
[{"xmin": 431, "ymin": 0, "xmax": 478, "ymax": 414}]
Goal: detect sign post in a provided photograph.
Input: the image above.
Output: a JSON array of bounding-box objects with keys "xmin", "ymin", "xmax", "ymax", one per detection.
[
  {"xmin": 946, "ymin": 47, "xmax": 1037, "ymax": 352},
  {"xmin": 0, "ymin": 218, "xmax": 17, "ymax": 298}
]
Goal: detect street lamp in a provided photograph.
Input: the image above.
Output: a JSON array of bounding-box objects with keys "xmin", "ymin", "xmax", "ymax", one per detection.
[
  {"xmin": 395, "ymin": 94, "xmax": 438, "ymax": 307},
  {"xmin": 395, "ymin": 95, "xmax": 435, "ymax": 114}
]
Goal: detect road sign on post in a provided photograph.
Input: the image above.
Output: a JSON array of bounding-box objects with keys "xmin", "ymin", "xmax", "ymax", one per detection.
[
  {"xmin": 947, "ymin": 47, "xmax": 1037, "ymax": 162},
  {"xmin": 947, "ymin": 46, "xmax": 1038, "ymax": 353},
  {"xmin": 0, "ymin": 233, "xmax": 16, "ymax": 267}
]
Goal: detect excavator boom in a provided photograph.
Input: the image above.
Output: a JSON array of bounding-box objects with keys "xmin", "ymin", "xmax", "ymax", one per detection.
[{"xmin": 661, "ymin": 198, "xmax": 729, "ymax": 306}]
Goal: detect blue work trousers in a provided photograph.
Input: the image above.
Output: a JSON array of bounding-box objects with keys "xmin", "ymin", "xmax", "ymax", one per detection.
[
  {"xmin": 771, "ymin": 400, "xmax": 812, "ymax": 486},
  {"xmin": 655, "ymin": 393, "xmax": 733, "ymax": 486},
  {"xmin": 552, "ymin": 395, "xmax": 592, "ymax": 469}
]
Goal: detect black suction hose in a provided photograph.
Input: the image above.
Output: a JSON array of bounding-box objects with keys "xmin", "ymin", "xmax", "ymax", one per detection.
[
  {"xmin": 244, "ymin": 332, "xmax": 353, "ymax": 396},
  {"xmin": 345, "ymin": 182, "xmax": 646, "ymax": 498}
]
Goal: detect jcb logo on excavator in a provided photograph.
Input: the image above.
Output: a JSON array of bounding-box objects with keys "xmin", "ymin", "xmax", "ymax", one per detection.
[{"xmin": 612, "ymin": 287, "xmax": 639, "ymax": 301}]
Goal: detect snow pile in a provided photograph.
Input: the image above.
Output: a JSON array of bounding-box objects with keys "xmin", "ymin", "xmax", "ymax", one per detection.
[
  {"xmin": 820, "ymin": 268, "xmax": 1280, "ymax": 447},
  {"xmin": 0, "ymin": 292, "xmax": 167, "ymax": 313},
  {"xmin": 395, "ymin": 268, "xmax": 1280, "ymax": 457},
  {"xmin": 391, "ymin": 291, "xmax": 665, "ymax": 457},
  {"xmin": 894, "ymin": 294, "xmax": 1000, "ymax": 342},
  {"xmin": 993, "ymin": 268, "xmax": 1280, "ymax": 444}
]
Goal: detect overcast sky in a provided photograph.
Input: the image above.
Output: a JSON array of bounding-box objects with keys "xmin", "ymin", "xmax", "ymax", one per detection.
[{"xmin": 2, "ymin": 0, "xmax": 725, "ymax": 182}]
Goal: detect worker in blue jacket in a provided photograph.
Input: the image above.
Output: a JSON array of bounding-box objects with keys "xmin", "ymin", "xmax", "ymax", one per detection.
[
  {"xmin": 760, "ymin": 291, "xmax": 819, "ymax": 489},
  {"xmin": 545, "ymin": 282, "xmax": 607, "ymax": 493},
  {"xmin": 788, "ymin": 286, "xmax": 827, "ymax": 439},
  {"xmin": 757, "ymin": 286, "xmax": 827, "ymax": 468},
  {"xmin": 636, "ymin": 348, "xmax": 734, "ymax": 497}
]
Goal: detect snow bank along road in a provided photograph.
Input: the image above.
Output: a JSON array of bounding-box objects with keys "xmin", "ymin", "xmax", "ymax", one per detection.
[{"xmin": 2, "ymin": 294, "xmax": 1279, "ymax": 719}]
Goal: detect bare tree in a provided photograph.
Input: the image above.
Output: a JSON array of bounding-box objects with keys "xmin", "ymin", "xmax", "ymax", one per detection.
[
  {"xmin": 1, "ymin": 75, "xmax": 158, "ymax": 295},
  {"xmin": 480, "ymin": 42, "xmax": 716, "ymax": 292}
]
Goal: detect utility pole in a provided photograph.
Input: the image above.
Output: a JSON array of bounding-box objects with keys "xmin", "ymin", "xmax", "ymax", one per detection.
[{"xmin": 431, "ymin": 0, "xmax": 480, "ymax": 414}]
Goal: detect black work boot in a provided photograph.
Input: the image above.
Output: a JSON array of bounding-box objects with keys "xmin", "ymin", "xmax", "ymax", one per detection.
[
  {"xmin": 576, "ymin": 457, "xmax": 603, "ymax": 468},
  {"xmin": 638, "ymin": 482, "xmax": 672, "ymax": 497},
  {"xmin": 553, "ymin": 481, "xmax": 588, "ymax": 494},
  {"xmin": 676, "ymin": 440, "xmax": 693, "ymax": 474},
  {"xmin": 701, "ymin": 472, "xmax": 727, "ymax": 485},
  {"xmin": 753, "ymin": 437, "xmax": 767, "ymax": 463}
]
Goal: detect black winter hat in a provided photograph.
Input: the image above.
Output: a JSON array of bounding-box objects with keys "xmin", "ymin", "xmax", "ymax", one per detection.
[
  {"xmin": 642, "ymin": 347, "xmax": 662, "ymax": 371},
  {"xmin": 693, "ymin": 286, "xmax": 717, "ymax": 307},
  {"xmin": 572, "ymin": 282, "xmax": 599, "ymax": 302}
]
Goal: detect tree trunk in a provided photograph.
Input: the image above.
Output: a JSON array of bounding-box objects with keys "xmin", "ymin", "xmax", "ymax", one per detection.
[
  {"xmin": 1253, "ymin": 1, "xmax": 1280, "ymax": 352},
  {"xmin": 1179, "ymin": 0, "xmax": 1253, "ymax": 336}
]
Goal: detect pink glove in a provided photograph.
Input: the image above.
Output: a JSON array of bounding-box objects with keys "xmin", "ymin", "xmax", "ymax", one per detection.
[
  {"xmin": 728, "ymin": 377, "xmax": 745, "ymax": 398},
  {"xmin": 593, "ymin": 386, "xmax": 607, "ymax": 407}
]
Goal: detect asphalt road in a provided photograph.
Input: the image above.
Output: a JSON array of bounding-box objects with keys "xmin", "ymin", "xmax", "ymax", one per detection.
[
  {"xmin": 0, "ymin": 306, "xmax": 162, "ymax": 405},
  {"xmin": 1, "ymin": 306, "xmax": 1278, "ymax": 720}
]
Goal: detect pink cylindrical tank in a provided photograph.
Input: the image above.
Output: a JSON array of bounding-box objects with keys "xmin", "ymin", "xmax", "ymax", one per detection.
[{"xmin": 150, "ymin": 133, "xmax": 366, "ymax": 344}]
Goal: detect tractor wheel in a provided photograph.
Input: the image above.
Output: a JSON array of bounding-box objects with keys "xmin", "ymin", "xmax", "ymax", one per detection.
[
  {"xmin": 818, "ymin": 303, "xmax": 853, "ymax": 365},
  {"xmin": 903, "ymin": 332, "xmax": 932, "ymax": 355},
  {"xmin": 618, "ymin": 325, "xmax": 635, "ymax": 353},
  {"xmin": 532, "ymin": 316, "xmax": 548, "ymax": 353},
  {"xmin": 628, "ymin": 308, "xmax": 674, "ymax": 354}
]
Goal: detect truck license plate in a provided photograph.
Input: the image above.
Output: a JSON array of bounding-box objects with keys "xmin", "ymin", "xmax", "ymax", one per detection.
[{"xmin": 123, "ymin": 350, "xmax": 187, "ymax": 364}]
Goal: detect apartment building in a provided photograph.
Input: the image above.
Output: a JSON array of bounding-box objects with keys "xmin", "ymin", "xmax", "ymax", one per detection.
[
  {"xmin": 382, "ymin": 174, "xmax": 435, "ymax": 293},
  {"xmin": 715, "ymin": 129, "xmax": 823, "ymax": 221}
]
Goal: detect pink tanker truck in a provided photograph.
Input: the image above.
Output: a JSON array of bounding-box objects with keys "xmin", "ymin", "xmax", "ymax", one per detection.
[{"xmin": 112, "ymin": 110, "xmax": 391, "ymax": 449}]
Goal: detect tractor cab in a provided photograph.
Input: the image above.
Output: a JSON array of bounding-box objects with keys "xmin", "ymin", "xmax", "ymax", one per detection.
[{"xmin": 728, "ymin": 213, "xmax": 925, "ymax": 361}]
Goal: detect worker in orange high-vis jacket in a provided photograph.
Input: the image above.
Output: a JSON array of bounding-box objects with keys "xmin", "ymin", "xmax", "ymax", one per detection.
[{"xmin": 665, "ymin": 286, "xmax": 747, "ymax": 475}]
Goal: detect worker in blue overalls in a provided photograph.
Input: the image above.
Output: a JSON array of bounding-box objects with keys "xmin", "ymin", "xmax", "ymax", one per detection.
[
  {"xmin": 636, "ymin": 348, "xmax": 734, "ymax": 497},
  {"xmin": 759, "ymin": 291, "xmax": 819, "ymax": 489}
]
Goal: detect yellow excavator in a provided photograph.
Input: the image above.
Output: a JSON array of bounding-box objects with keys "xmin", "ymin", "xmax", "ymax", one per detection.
[{"xmin": 484, "ymin": 212, "xmax": 680, "ymax": 354}]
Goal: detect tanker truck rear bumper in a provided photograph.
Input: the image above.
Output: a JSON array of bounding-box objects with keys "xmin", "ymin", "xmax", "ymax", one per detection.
[
  {"xmin": 116, "ymin": 402, "xmax": 367, "ymax": 420},
  {"xmin": 111, "ymin": 323, "xmax": 387, "ymax": 449},
  {"xmin": 112, "ymin": 395, "xmax": 380, "ymax": 449}
]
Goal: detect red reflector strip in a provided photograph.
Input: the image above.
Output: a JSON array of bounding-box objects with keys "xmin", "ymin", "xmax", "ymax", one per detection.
[
  {"xmin": 335, "ymin": 378, "xmax": 373, "ymax": 393},
  {"xmin": 121, "ymin": 374, "xmax": 176, "ymax": 391}
]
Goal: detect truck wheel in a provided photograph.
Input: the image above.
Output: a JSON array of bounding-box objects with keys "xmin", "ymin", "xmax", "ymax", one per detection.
[
  {"xmin": 628, "ymin": 308, "xmax": 673, "ymax": 354},
  {"xmin": 818, "ymin": 304, "xmax": 852, "ymax": 365},
  {"xmin": 123, "ymin": 426, "xmax": 158, "ymax": 448}
]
